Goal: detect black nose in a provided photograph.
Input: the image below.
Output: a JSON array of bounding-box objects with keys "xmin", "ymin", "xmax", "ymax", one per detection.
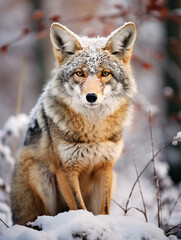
[{"xmin": 86, "ymin": 93, "xmax": 97, "ymax": 103}]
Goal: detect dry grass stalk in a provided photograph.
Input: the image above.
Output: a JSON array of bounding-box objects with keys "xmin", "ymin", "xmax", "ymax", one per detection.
[
  {"xmin": 148, "ymin": 110, "xmax": 162, "ymax": 228},
  {"xmin": 112, "ymin": 198, "xmax": 148, "ymax": 219},
  {"xmin": 0, "ymin": 218, "xmax": 9, "ymax": 228},
  {"xmin": 124, "ymin": 141, "xmax": 171, "ymax": 219},
  {"xmin": 131, "ymin": 145, "xmax": 148, "ymax": 222},
  {"xmin": 167, "ymin": 194, "xmax": 181, "ymax": 225},
  {"xmin": 127, "ymin": 207, "xmax": 146, "ymax": 216},
  {"xmin": 165, "ymin": 224, "xmax": 181, "ymax": 237},
  {"xmin": 111, "ymin": 198, "xmax": 125, "ymax": 212},
  {"xmin": 15, "ymin": 56, "xmax": 26, "ymax": 116},
  {"xmin": 11, "ymin": 56, "xmax": 26, "ymax": 158}
]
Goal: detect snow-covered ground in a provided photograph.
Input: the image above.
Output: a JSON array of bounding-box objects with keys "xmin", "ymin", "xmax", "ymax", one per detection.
[{"xmin": 0, "ymin": 210, "xmax": 170, "ymax": 240}]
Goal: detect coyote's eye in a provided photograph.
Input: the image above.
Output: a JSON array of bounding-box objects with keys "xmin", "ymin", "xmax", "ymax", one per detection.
[
  {"xmin": 76, "ymin": 70, "xmax": 84, "ymax": 77},
  {"xmin": 101, "ymin": 71, "xmax": 110, "ymax": 77},
  {"xmin": 99, "ymin": 69, "xmax": 112, "ymax": 82},
  {"xmin": 74, "ymin": 69, "xmax": 86, "ymax": 82}
]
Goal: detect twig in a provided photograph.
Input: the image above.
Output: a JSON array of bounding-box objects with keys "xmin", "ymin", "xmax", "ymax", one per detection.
[
  {"xmin": 1, "ymin": 28, "xmax": 31, "ymax": 53},
  {"xmin": 165, "ymin": 223, "xmax": 181, "ymax": 236},
  {"xmin": 131, "ymin": 145, "xmax": 148, "ymax": 222},
  {"xmin": 112, "ymin": 198, "xmax": 149, "ymax": 220},
  {"xmin": 112, "ymin": 198, "xmax": 125, "ymax": 212},
  {"xmin": 124, "ymin": 141, "xmax": 171, "ymax": 217},
  {"xmin": 0, "ymin": 219, "xmax": 9, "ymax": 228},
  {"xmin": 166, "ymin": 229, "xmax": 181, "ymax": 236},
  {"xmin": 166, "ymin": 194, "xmax": 181, "ymax": 225},
  {"xmin": 127, "ymin": 206, "xmax": 146, "ymax": 216},
  {"xmin": 148, "ymin": 111, "xmax": 162, "ymax": 228}
]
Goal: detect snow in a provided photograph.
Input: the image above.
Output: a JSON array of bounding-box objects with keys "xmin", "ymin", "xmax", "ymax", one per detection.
[
  {"xmin": 0, "ymin": 114, "xmax": 29, "ymax": 140},
  {"xmin": 169, "ymin": 236, "xmax": 179, "ymax": 240},
  {"xmin": 0, "ymin": 210, "xmax": 169, "ymax": 240},
  {"xmin": 0, "ymin": 143, "xmax": 14, "ymax": 166},
  {"xmin": 0, "ymin": 114, "xmax": 29, "ymax": 229},
  {"xmin": 0, "ymin": 113, "xmax": 29, "ymax": 171},
  {"xmin": 172, "ymin": 131, "xmax": 181, "ymax": 146}
]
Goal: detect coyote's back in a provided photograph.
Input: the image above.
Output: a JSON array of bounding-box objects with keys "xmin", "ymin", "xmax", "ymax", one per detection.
[{"xmin": 11, "ymin": 22, "xmax": 137, "ymax": 225}]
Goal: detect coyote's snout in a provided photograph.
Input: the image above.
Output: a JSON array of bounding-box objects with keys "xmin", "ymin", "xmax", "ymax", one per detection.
[
  {"xmin": 11, "ymin": 22, "xmax": 137, "ymax": 225},
  {"xmin": 76, "ymin": 69, "xmax": 110, "ymax": 107}
]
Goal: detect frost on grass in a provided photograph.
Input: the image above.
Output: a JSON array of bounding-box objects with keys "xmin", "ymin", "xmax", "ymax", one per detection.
[{"xmin": 0, "ymin": 210, "xmax": 169, "ymax": 240}]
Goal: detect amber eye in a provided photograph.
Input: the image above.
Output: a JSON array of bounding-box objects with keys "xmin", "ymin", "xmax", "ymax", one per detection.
[
  {"xmin": 76, "ymin": 70, "xmax": 84, "ymax": 77},
  {"xmin": 101, "ymin": 70, "xmax": 110, "ymax": 77}
]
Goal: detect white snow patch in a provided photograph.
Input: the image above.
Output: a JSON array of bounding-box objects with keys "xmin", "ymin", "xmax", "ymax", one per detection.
[
  {"xmin": 0, "ymin": 143, "xmax": 14, "ymax": 165},
  {"xmin": 172, "ymin": 131, "xmax": 181, "ymax": 146},
  {"xmin": 0, "ymin": 210, "xmax": 169, "ymax": 240},
  {"xmin": 0, "ymin": 114, "xmax": 29, "ymax": 140},
  {"xmin": 0, "ymin": 224, "xmax": 48, "ymax": 240},
  {"xmin": 169, "ymin": 235, "xmax": 179, "ymax": 240}
]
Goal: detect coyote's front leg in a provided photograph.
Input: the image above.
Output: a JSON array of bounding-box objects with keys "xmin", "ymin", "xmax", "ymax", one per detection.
[
  {"xmin": 98, "ymin": 163, "xmax": 114, "ymax": 215},
  {"xmin": 55, "ymin": 167, "xmax": 86, "ymax": 211}
]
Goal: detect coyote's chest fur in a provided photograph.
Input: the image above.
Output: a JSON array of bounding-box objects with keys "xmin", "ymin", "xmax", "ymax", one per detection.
[
  {"xmin": 11, "ymin": 22, "xmax": 137, "ymax": 225},
  {"xmin": 59, "ymin": 140, "xmax": 123, "ymax": 168},
  {"xmin": 56, "ymin": 115, "xmax": 124, "ymax": 168},
  {"xmin": 46, "ymin": 98, "xmax": 129, "ymax": 168}
]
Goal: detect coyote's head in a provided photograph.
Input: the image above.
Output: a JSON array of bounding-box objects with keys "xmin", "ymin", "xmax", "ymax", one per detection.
[{"xmin": 49, "ymin": 22, "xmax": 137, "ymax": 116}]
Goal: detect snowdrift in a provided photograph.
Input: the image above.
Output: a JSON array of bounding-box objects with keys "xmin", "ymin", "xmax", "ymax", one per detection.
[{"xmin": 0, "ymin": 210, "xmax": 169, "ymax": 240}]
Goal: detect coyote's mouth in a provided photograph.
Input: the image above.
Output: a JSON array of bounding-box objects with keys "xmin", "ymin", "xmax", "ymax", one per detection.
[{"xmin": 85, "ymin": 103, "xmax": 99, "ymax": 109}]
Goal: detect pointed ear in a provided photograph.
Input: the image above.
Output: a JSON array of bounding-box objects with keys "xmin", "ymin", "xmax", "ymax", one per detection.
[
  {"xmin": 104, "ymin": 22, "xmax": 136, "ymax": 63},
  {"xmin": 50, "ymin": 23, "xmax": 82, "ymax": 65}
]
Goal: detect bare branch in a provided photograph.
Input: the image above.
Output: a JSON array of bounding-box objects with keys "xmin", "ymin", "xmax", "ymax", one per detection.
[
  {"xmin": 131, "ymin": 145, "xmax": 148, "ymax": 222},
  {"xmin": 0, "ymin": 219, "xmax": 9, "ymax": 228},
  {"xmin": 0, "ymin": 28, "xmax": 31, "ymax": 53},
  {"xmin": 127, "ymin": 206, "xmax": 146, "ymax": 216},
  {"xmin": 148, "ymin": 110, "xmax": 162, "ymax": 228},
  {"xmin": 124, "ymin": 141, "xmax": 171, "ymax": 218},
  {"xmin": 111, "ymin": 198, "xmax": 125, "ymax": 212},
  {"xmin": 165, "ymin": 223, "xmax": 181, "ymax": 237},
  {"xmin": 112, "ymin": 198, "xmax": 148, "ymax": 219},
  {"xmin": 166, "ymin": 194, "xmax": 181, "ymax": 225}
]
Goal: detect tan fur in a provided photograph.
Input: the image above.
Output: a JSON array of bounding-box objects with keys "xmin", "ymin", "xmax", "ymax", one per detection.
[{"xmin": 11, "ymin": 22, "xmax": 136, "ymax": 225}]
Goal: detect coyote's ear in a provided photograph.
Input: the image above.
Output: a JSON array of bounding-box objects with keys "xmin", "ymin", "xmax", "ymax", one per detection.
[
  {"xmin": 104, "ymin": 22, "xmax": 136, "ymax": 63},
  {"xmin": 50, "ymin": 23, "xmax": 82, "ymax": 65}
]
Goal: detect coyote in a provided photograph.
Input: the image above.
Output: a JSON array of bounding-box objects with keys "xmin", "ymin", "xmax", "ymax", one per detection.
[{"xmin": 11, "ymin": 22, "xmax": 137, "ymax": 225}]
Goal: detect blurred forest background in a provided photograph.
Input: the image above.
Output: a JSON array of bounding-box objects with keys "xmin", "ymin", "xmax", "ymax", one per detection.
[{"xmin": 0, "ymin": 0, "xmax": 181, "ymax": 237}]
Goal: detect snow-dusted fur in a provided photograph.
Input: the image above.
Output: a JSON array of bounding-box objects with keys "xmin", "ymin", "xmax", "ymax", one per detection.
[{"xmin": 11, "ymin": 22, "xmax": 137, "ymax": 225}]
